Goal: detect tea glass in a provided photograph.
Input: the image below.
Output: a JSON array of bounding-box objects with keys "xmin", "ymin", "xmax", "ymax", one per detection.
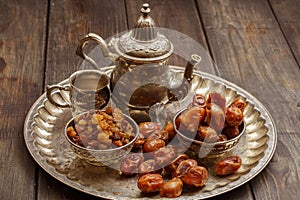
[{"xmin": 46, "ymin": 70, "xmax": 110, "ymax": 116}]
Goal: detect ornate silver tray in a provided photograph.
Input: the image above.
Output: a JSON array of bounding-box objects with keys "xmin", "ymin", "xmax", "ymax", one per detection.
[{"xmin": 24, "ymin": 66, "xmax": 277, "ymax": 199}]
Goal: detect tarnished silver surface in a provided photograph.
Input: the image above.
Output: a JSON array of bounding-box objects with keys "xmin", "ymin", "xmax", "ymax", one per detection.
[{"xmin": 24, "ymin": 66, "xmax": 277, "ymax": 199}]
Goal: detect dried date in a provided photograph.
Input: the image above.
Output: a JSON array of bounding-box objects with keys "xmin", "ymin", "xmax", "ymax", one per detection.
[
  {"xmin": 215, "ymin": 156, "xmax": 242, "ymax": 176},
  {"xmin": 165, "ymin": 154, "xmax": 189, "ymax": 176},
  {"xmin": 138, "ymin": 159, "xmax": 162, "ymax": 176},
  {"xmin": 205, "ymin": 103, "xmax": 225, "ymax": 132},
  {"xmin": 137, "ymin": 174, "xmax": 164, "ymax": 193},
  {"xmin": 225, "ymin": 106, "xmax": 243, "ymax": 127},
  {"xmin": 182, "ymin": 166, "xmax": 209, "ymax": 187},
  {"xmin": 217, "ymin": 134, "xmax": 228, "ymax": 142},
  {"xmin": 180, "ymin": 106, "xmax": 206, "ymax": 133},
  {"xmin": 133, "ymin": 133, "xmax": 145, "ymax": 149},
  {"xmin": 197, "ymin": 126, "xmax": 218, "ymax": 142},
  {"xmin": 229, "ymin": 97, "xmax": 246, "ymax": 112},
  {"xmin": 164, "ymin": 121, "xmax": 176, "ymax": 141},
  {"xmin": 147, "ymin": 130, "xmax": 170, "ymax": 142},
  {"xmin": 173, "ymin": 159, "xmax": 198, "ymax": 178},
  {"xmin": 160, "ymin": 177, "xmax": 183, "ymax": 198},
  {"xmin": 139, "ymin": 122, "xmax": 161, "ymax": 138},
  {"xmin": 192, "ymin": 94, "xmax": 206, "ymax": 108},
  {"xmin": 154, "ymin": 145, "xmax": 176, "ymax": 168},
  {"xmin": 143, "ymin": 138, "xmax": 165, "ymax": 153},
  {"xmin": 120, "ymin": 154, "xmax": 144, "ymax": 175},
  {"xmin": 207, "ymin": 92, "xmax": 226, "ymax": 112},
  {"xmin": 221, "ymin": 126, "xmax": 240, "ymax": 140}
]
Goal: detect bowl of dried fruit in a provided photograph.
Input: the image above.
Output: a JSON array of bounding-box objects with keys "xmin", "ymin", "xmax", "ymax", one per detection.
[
  {"xmin": 65, "ymin": 107, "xmax": 139, "ymax": 166},
  {"xmin": 173, "ymin": 92, "xmax": 246, "ymax": 158}
]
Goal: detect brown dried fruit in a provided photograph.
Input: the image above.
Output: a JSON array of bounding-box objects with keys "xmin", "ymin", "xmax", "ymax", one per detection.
[
  {"xmin": 215, "ymin": 156, "xmax": 242, "ymax": 176},
  {"xmin": 137, "ymin": 174, "xmax": 164, "ymax": 193},
  {"xmin": 197, "ymin": 126, "xmax": 218, "ymax": 142},
  {"xmin": 182, "ymin": 166, "xmax": 209, "ymax": 187},
  {"xmin": 229, "ymin": 98, "xmax": 246, "ymax": 112},
  {"xmin": 205, "ymin": 103, "xmax": 225, "ymax": 132},
  {"xmin": 207, "ymin": 92, "xmax": 226, "ymax": 112},
  {"xmin": 139, "ymin": 122, "xmax": 161, "ymax": 138},
  {"xmin": 180, "ymin": 106, "xmax": 206, "ymax": 133},
  {"xmin": 143, "ymin": 138, "xmax": 165, "ymax": 153},
  {"xmin": 225, "ymin": 106, "xmax": 243, "ymax": 127},
  {"xmin": 160, "ymin": 177, "xmax": 183, "ymax": 198},
  {"xmin": 165, "ymin": 154, "xmax": 189, "ymax": 176},
  {"xmin": 221, "ymin": 126, "xmax": 240, "ymax": 140},
  {"xmin": 138, "ymin": 159, "xmax": 162, "ymax": 176},
  {"xmin": 173, "ymin": 159, "xmax": 198, "ymax": 178},
  {"xmin": 120, "ymin": 154, "xmax": 144, "ymax": 175},
  {"xmin": 154, "ymin": 145, "xmax": 176, "ymax": 168}
]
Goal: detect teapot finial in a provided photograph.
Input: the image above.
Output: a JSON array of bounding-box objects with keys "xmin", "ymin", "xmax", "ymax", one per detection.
[
  {"xmin": 132, "ymin": 3, "xmax": 157, "ymax": 41},
  {"xmin": 141, "ymin": 3, "xmax": 151, "ymax": 16}
]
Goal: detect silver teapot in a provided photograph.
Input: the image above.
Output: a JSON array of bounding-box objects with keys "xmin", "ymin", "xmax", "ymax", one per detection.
[{"xmin": 76, "ymin": 3, "xmax": 201, "ymax": 123}]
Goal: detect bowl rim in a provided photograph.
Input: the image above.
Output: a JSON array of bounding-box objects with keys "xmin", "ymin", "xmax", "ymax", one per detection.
[
  {"xmin": 64, "ymin": 109, "xmax": 139, "ymax": 153},
  {"xmin": 172, "ymin": 108, "xmax": 246, "ymax": 146}
]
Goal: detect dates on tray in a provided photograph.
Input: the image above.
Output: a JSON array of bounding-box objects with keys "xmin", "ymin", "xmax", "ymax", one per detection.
[
  {"xmin": 124, "ymin": 92, "xmax": 246, "ymax": 198},
  {"xmin": 137, "ymin": 174, "xmax": 164, "ymax": 193},
  {"xmin": 160, "ymin": 177, "xmax": 183, "ymax": 198},
  {"xmin": 154, "ymin": 145, "xmax": 176, "ymax": 168},
  {"xmin": 182, "ymin": 166, "xmax": 209, "ymax": 187},
  {"xmin": 215, "ymin": 156, "xmax": 242, "ymax": 176},
  {"xmin": 165, "ymin": 154, "xmax": 189, "ymax": 176},
  {"xmin": 120, "ymin": 154, "xmax": 143, "ymax": 175},
  {"xmin": 139, "ymin": 122, "xmax": 161, "ymax": 138},
  {"xmin": 173, "ymin": 159, "xmax": 198, "ymax": 178},
  {"xmin": 138, "ymin": 159, "xmax": 162, "ymax": 176},
  {"xmin": 143, "ymin": 138, "xmax": 165, "ymax": 153}
]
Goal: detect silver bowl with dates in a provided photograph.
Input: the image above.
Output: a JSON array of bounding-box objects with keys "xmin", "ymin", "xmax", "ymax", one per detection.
[{"xmin": 173, "ymin": 93, "xmax": 247, "ymax": 158}]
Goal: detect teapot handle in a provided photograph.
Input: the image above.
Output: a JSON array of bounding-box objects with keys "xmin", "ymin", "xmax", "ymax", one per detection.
[{"xmin": 76, "ymin": 33, "xmax": 117, "ymax": 69}]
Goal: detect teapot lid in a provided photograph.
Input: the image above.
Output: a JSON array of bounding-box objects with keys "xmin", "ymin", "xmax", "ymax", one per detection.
[{"xmin": 115, "ymin": 3, "xmax": 173, "ymax": 63}]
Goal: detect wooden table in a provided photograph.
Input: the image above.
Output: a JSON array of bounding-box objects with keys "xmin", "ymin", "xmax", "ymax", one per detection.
[{"xmin": 0, "ymin": 0, "xmax": 299, "ymax": 199}]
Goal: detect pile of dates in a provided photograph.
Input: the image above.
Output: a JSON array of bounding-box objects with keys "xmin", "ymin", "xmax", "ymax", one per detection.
[
  {"xmin": 120, "ymin": 145, "xmax": 241, "ymax": 197},
  {"xmin": 119, "ymin": 92, "xmax": 245, "ymax": 197},
  {"xmin": 121, "ymin": 150, "xmax": 209, "ymax": 197},
  {"xmin": 120, "ymin": 120, "xmax": 209, "ymax": 197},
  {"xmin": 175, "ymin": 92, "xmax": 246, "ymax": 142}
]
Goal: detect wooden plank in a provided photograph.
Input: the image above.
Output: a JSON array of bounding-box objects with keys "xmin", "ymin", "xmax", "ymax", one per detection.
[
  {"xmin": 45, "ymin": 0, "xmax": 128, "ymax": 85},
  {"xmin": 269, "ymin": 0, "xmax": 300, "ymax": 65},
  {"xmin": 125, "ymin": 1, "xmax": 254, "ymax": 199},
  {"xmin": 125, "ymin": 0, "xmax": 216, "ymax": 74},
  {"xmin": 197, "ymin": 0, "xmax": 300, "ymax": 199},
  {"xmin": 0, "ymin": 0, "xmax": 48, "ymax": 199},
  {"xmin": 39, "ymin": 0, "xmax": 128, "ymax": 199}
]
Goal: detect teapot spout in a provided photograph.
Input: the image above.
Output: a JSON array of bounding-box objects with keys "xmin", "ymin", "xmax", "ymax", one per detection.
[
  {"xmin": 184, "ymin": 54, "xmax": 201, "ymax": 82},
  {"xmin": 170, "ymin": 54, "xmax": 201, "ymax": 101}
]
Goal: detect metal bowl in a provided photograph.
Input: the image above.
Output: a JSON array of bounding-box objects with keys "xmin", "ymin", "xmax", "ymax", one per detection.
[
  {"xmin": 173, "ymin": 109, "xmax": 246, "ymax": 158},
  {"xmin": 64, "ymin": 110, "xmax": 139, "ymax": 166}
]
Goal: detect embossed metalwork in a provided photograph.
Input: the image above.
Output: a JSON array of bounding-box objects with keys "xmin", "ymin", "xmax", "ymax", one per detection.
[
  {"xmin": 64, "ymin": 111, "xmax": 139, "ymax": 166},
  {"xmin": 24, "ymin": 66, "xmax": 277, "ymax": 199},
  {"xmin": 173, "ymin": 111, "xmax": 246, "ymax": 158}
]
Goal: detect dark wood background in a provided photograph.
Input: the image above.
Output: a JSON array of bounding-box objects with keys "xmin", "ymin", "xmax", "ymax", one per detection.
[{"xmin": 0, "ymin": 0, "xmax": 299, "ymax": 199}]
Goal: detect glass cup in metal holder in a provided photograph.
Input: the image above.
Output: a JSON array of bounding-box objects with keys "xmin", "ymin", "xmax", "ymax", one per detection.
[{"xmin": 46, "ymin": 70, "xmax": 111, "ymax": 116}]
